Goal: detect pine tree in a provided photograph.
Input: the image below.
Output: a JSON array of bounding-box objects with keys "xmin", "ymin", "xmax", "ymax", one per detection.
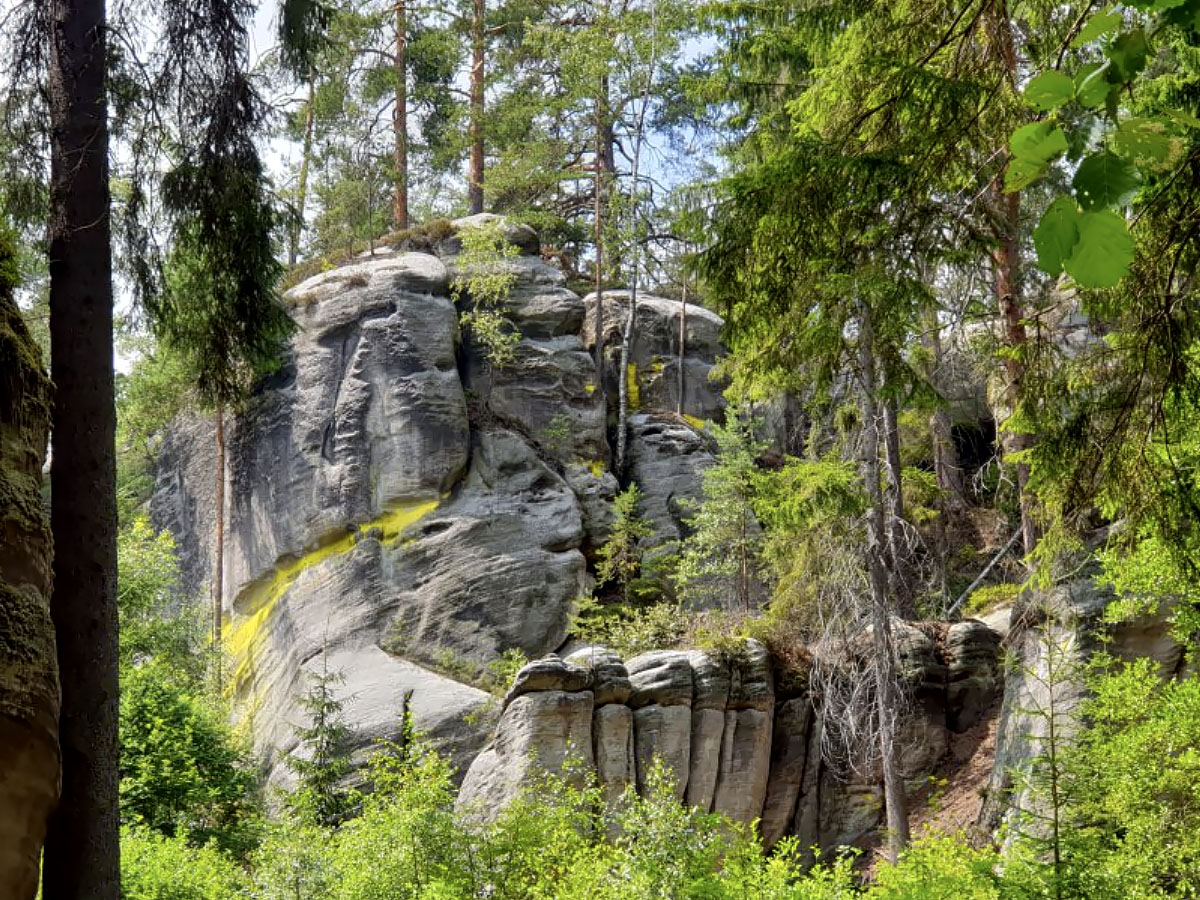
[
  {"xmin": 596, "ymin": 483, "xmax": 655, "ymax": 605},
  {"xmin": 675, "ymin": 415, "xmax": 765, "ymax": 611},
  {"xmin": 286, "ymin": 666, "xmax": 358, "ymax": 828}
]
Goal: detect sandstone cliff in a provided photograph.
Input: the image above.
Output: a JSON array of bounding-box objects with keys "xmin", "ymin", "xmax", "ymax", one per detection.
[{"xmin": 152, "ymin": 218, "xmax": 724, "ymax": 785}]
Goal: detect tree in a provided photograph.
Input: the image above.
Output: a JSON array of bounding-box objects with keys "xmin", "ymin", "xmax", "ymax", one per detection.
[
  {"xmin": 42, "ymin": 1, "xmax": 121, "ymax": 897},
  {"xmin": 596, "ymin": 483, "xmax": 655, "ymax": 604},
  {"xmin": 286, "ymin": 666, "xmax": 359, "ymax": 828},
  {"xmin": 698, "ymin": 141, "xmax": 942, "ymax": 859},
  {"xmin": 675, "ymin": 415, "xmax": 765, "ymax": 611}
]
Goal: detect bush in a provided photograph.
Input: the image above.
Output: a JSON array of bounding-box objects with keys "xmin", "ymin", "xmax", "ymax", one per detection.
[
  {"xmin": 120, "ymin": 828, "xmax": 247, "ymax": 900},
  {"xmin": 120, "ymin": 662, "xmax": 260, "ymax": 857}
]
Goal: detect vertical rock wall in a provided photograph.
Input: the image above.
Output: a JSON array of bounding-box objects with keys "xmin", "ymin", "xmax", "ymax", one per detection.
[{"xmin": 0, "ymin": 294, "xmax": 60, "ymax": 900}]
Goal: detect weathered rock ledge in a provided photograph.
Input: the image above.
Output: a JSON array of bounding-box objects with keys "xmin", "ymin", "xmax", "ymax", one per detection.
[{"xmin": 460, "ymin": 623, "xmax": 1004, "ymax": 853}]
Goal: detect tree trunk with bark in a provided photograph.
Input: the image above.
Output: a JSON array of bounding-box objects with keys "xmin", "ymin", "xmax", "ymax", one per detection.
[
  {"xmin": 289, "ymin": 72, "xmax": 316, "ymax": 266},
  {"xmin": 993, "ymin": 183, "xmax": 1037, "ymax": 557},
  {"xmin": 0, "ymin": 264, "xmax": 60, "ymax": 900},
  {"xmin": 989, "ymin": 1, "xmax": 1038, "ymax": 559},
  {"xmin": 467, "ymin": 0, "xmax": 485, "ymax": 214},
  {"xmin": 213, "ymin": 404, "xmax": 226, "ymax": 691},
  {"xmin": 592, "ymin": 85, "xmax": 607, "ymax": 398},
  {"xmin": 857, "ymin": 300, "xmax": 910, "ymax": 863},
  {"xmin": 393, "ymin": 0, "xmax": 409, "ymax": 230},
  {"xmin": 881, "ymin": 395, "xmax": 912, "ymax": 616},
  {"xmin": 677, "ymin": 282, "xmax": 687, "ymax": 415},
  {"xmin": 43, "ymin": 1, "xmax": 121, "ymax": 897}
]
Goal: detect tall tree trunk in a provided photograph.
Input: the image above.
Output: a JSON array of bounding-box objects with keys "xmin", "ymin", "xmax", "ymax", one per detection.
[
  {"xmin": 393, "ymin": 0, "xmax": 408, "ymax": 231},
  {"xmin": 989, "ymin": 1, "xmax": 1038, "ymax": 559},
  {"xmin": 857, "ymin": 300, "xmax": 910, "ymax": 863},
  {"xmin": 677, "ymin": 282, "xmax": 687, "ymax": 415},
  {"xmin": 615, "ymin": 293, "xmax": 637, "ymax": 475},
  {"xmin": 0, "ymin": 271, "xmax": 60, "ymax": 900},
  {"xmin": 289, "ymin": 72, "xmax": 316, "ymax": 266},
  {"xmin": 213, "ymin": 404, "xmax": 226, "ymax": 691},
  {"xmin": 467, "ymin": 0, "xmax": 485, "ymax": 214},
  {"xmin": 924, "ymin": 307, "xmax": 966, "ymax": 506},
  {"xmin": 993, "ymin": 183, "xmax": 1037, "ymax": 557},
  {"xmin": 592, "ymin": 85, "xmax": 606, "ymax": 399},
  {"xmin": 44, "ymin": 1, "xmax": 120, "ymax": 897},
  {"xmin": 882, "ymin": 396, "xmax": 912, "ymax": 616}
]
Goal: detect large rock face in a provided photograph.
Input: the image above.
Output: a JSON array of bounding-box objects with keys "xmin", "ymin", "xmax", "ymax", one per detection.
[
  {"xmin": 0, "ymin": 296, "xmax": 59, "ymax": 900},
  {"xmin": 459, "ymin": 629, "xmax": 1003, "ymax": 852},
  {"xmin": 152, "ymin": 228, "xmax": 727, "ymax": 785}
]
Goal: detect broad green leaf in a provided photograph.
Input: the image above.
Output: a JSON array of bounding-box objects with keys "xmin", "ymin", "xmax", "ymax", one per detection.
[
  {"xmin": 1034, "ymin": 197, "xmax": 1081, "ymax": 276},
  {"xmin": 1106, "ymin": 28, "xmax": 1149, "ymax": 82},
  {"xmin": 1006, "ymin": 122, "xmax": 1069, "ymax": 191},
  {"xmin": 1024, "ymin": 71, "xmax": 1075, "ymax": 111},
  {"xmin": 1073, "ymin": 11, "xmax": 1122, "ymax": 47},
  {"xmin": 1073, "ymin": 151, "xmax": 1141, "ymax": 209},
  {"xmin": 1063, "ymin": 210, "xmax": 1134, "ymax": 288},
  {"xmin": 1075, "ymin": 63, "xmax": 1111, "ymax": 108},
  {"xmin": 1113, "ymin": 117, "xmax": 1177, "ymax": 169}
]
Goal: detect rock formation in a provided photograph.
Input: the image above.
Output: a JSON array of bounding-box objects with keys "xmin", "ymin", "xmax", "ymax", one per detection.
[
  {"xmin": 0, "ymin": 292, "xmax": 60, "ymax": 900},
  {"xmin": 460, "ymin": 626, "xmax": 1003, "ymax": 852},
  {"xmin": 980, "ymin": 580, "xmax": 1188, "ymax": 837},
  {"xmin": 152, "ymin": 220, "xmax": 724, "ymax": 785}
]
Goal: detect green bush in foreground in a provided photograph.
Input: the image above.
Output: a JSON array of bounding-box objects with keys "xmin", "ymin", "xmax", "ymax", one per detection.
[{"xmin": 119, "ymin": 651, "xmax": 1200, "ymax": 900}]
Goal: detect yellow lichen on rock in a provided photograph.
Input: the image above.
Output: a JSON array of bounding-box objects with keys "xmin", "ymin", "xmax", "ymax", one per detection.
[
  {"xmin": 226, "ymin": 497, "xmax": 440, "ymax": 693},
  {"xmin": 626, "ymin": 363, "xmax": 641, "ymax": 410}
]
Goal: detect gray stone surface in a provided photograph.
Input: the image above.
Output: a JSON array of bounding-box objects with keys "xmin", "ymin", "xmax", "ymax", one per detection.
[
  {"xmin": 761, "ymin": 698, "xmax": 812, "ymax": 848},
  {"xmin": 626, "ymin": 415, "xmax": 715, "ymax": 553},
  {"xmin": 505, "ymin": 656, "xmax": 592, "ymax": 708},
  {"xmin": 582, "ymin": 291, "xmax": 726, "ymax": 421},
  {"xmin": 945, "ymin": 620, "xmax": 1001, "ymax": 733},
  {"xmin": 458, "ymin": 689, "xmax": 594, "ymax": 819},
  {"xmin": 627, "ymin": 650, "xmax": 694, "ymax": 708},
  {"xmin": 564, "ymin": 646, "xmax": 631, "ymax": 706}
]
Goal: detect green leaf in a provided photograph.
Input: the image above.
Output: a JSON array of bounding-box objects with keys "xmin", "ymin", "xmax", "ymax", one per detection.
[
  {"xmin": 1073, "ymin": 11, "xmax": 1122, "ymax": 47},
  {"xmin": 1063, "ymin": 210, "xmax": 1134, "ymax": 288},
  {"xmin": 1106, "ymin": 28, "xmax": 1149, "ymax": 83},
  {"xmin": 1113, "ymin": 117, "xmax": 1177, "ymax": 169},
  {"xmin": 1073, "ymin": 151, "xmax": 1141, "ymax": 209},
  {"xmin": 1034, "ymin": 197, "xmax": 1082, "ymax": 277},
  {"xmin": 1006, "ymin": 122, "xmax": 1069, "ymax": 191},
  {"xmin": 1075, "ymin": 63, "xmax": 1111, "ymax": 108},
  {"xmin": 1024, "ymin": 71, "xmax": 1075, "ymax": 111}
]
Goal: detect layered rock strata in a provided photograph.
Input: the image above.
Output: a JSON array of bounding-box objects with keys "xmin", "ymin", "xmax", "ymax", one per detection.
[{"xmin": 460, "ymin": 627, "xmax": 1002, "ymax": 852}]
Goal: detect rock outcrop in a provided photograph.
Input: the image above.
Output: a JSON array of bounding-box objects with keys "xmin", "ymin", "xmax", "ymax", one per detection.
[
  {"xmin": 460, "ymin": 627, "xmax": 1003, "ymax": 852},
  {"xmin": 0, "ymin": 293, "xmax": 60, "ymax": 900},
  {"xmin": 152, "ymin": 222, "xmax": 726, "ymax": 785},
  {"xmin": 979, "ymin": 579, "xmax": 1187, "ymax": 837}
]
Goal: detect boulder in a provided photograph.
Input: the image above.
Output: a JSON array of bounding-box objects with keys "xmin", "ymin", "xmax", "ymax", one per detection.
[
  {"xmin": 564, "ymin": 646, "xmax": 632, "ymax": 706},
  {"xmin": 627, "ymin": 650, "xmax": 694, "ymax": 708},
  {"xmin": 712, "ymin": 708, "xmax": 773, "ymax": 823},
  {"xmin": 458, "ymin": 689, "xmax": 594, "ymax": 818},
  {"xmin": 593, "ymin": 704, "xmax": 636, "ymax": 805},
  {"xmin": 582, "ymin": 291, "xmax": 726, "ymax": 421},
  {"xmin": 633, "ymin": 704, "xmax": 693, "ymax": 800},
  {"xmin": 945, "ymin": 620, "xmax": 1001, "ymax": 732},
  {"xmin": 505, "ymin": 656, "xmax": 592, "ymax": 708},
  {"xmin": 626, "ymin": 415, "xmax": 714, "ymax": 553}
]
